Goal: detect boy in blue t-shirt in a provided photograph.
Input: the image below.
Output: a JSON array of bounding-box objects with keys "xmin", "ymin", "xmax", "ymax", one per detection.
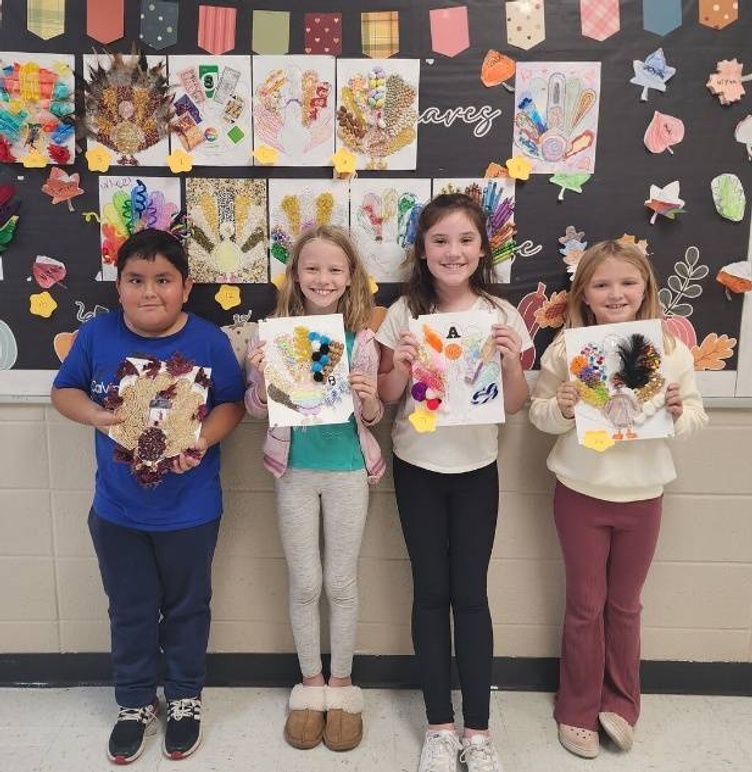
[{"xmin": 52, "ymin": 229, "xmax": 245, "ymax": 764}]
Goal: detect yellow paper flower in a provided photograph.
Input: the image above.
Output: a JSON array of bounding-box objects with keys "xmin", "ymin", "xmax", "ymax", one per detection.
[
  {"xmin": 505, "ymin": 156, "xmax": 533, "ymax": 181},
  {"xmin": 270, "ymin": 273, "xmax": 287, "ymax": 290},
  {"xmin": 409, "ymin": 408, "xmax": 437, "ymax": 433},
  {"xmin": 85, "ymin": 146, "xmax": 112, "ymax": 173},
  {"xmin": 22, "ymin": 149, "xmax": 48, "ymax": 168},
  {"xmin": 582, "ymin": 430, "xmax": 616, "ymax": 453},
  {"xmin": 215, "ymin": 284, "xmax": 241, "ymax": 311},
  {"xmin": 368, "ymin": 275, "xmax": 379, "ymax": 295},
  {"xmin": 29, "ymin": 291, "xmax": 58, "ymax": 318},
  {"xmin": 166, "ymin": 149, "xmax": 193, "ymax": 174},
  {"xmin": 331, "ymin": 148, "xmax": 357, "ymax": 177},
  {"xmin": 253, "ymin": 145, "xmax": 279, "ymax": 166}
]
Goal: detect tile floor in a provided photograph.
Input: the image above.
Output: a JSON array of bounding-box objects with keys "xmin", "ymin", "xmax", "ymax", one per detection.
[{"xmin": 2, "ymin": 686, "xmax": 751, "ymax": 772}]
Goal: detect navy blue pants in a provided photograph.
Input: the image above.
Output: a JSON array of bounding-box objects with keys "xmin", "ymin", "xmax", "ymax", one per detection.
[
  {"xmin": 393, "ymin": 456, "xmax": 499, "ymax": 731},
  {"xmin": 88, "ymin": 509, "xmax": 220, "ymax": 708}
]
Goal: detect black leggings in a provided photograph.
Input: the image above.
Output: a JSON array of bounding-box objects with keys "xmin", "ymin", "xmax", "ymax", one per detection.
[{"xmin": 393, "ymin": 455, "xmax": 499, "ymax": 730}]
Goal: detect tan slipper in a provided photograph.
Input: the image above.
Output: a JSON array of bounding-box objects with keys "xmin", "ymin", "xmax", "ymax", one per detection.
[
  {"xmin": 598, "ymin": 711, "xmax": 634, "ymax": 751},
  {"xmin": 323, "ymin": 685, "xmax": 364, "ymax": 752},
  {"xmin": 284, "ymin": 684, "xmax": 326, "ymax": 750},
  {"xmin": 558, "ymin": 723, "xmax": 599, "ymax": 758}
]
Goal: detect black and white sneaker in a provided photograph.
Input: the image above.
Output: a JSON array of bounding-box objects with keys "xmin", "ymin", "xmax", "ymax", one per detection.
[
  {"xmin": 164, "ymin": 697, "xmax": 203, "ymax": 760},
  {"xmin": 107, "ymin": 699, "xmax": 159, "ymax": 765}
]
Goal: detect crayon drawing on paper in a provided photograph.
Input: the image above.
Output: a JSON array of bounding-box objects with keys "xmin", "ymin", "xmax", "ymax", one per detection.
[{"xmin": 513, "ymin": 61, "xmax": 601, "ymax": 175}]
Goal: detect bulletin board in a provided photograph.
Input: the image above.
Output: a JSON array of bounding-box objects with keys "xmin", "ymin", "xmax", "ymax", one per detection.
[{"xmin": 0, "ymin": 0, "xmax": 750, "ymax": 400}]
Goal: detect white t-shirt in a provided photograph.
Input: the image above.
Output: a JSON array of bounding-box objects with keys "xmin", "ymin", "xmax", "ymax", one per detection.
[{"xmin": 376, "ymin": 295, "xmax": 533, "ymax": 473}]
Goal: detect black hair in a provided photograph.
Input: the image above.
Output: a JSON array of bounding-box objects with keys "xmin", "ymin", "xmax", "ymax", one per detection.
[{"xmin": 116, "ymin": 228, "xmax": 189, "ymax": 280}]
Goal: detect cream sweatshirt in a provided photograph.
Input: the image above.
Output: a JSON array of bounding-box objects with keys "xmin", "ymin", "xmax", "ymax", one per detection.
[{"xmin": 529, "ymin": 334, "xmax": 708, "ymax": 502}]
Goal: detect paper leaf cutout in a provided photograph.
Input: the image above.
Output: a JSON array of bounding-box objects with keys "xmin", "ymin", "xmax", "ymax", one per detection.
[
  {"xmin": 711, "ymin": 174, "xmax": 746, "ymax": 222},
  {"xmin": 706, "ymin": 59, "xmax": 749, "ymax": 105},
  {"xmin": 582, "ymin": 430, "xmax": 616, "ymax": 453},
  {"xmin": 29, "ymin": 291, "xmax": 58, "ymax": 318},
  {"xmin": 734, "ymin": 115, "xmax": 752, "ymax": 161},
  {"xmin": 644, "ymin": 112, "xmax": 685, "ymax": 154},
  {"xmin": 506, "ymin": 156, "xmax": 533, "ymax": 180},
  {"xmin": 0, "ymin": 185, "xmax": 21, "ymax": 254},
  {"xmin": 33, "ymin": 256, "xmax": 67, "ymax": 288},
  {"xmin": 215, "ymin": 284, "xmax": 242, "ymax": 310},
  {"xmin": 41, "ymin": 168, "xmax": 84, "ymax": 211},
  {"xmin": 631, "ymin": 49, "xmax": 676, "ymax": 101},
  {"xmin": 691, "ymin": 333, "xmax": 736, "ymax": 371},
  {"xmin": 550, "ymin": 172, "xmax": 591, "ymax": 200},
  {"xmin": 645, "ymin": 181, "xmax": 685, "ymax": 224},
  {"xmin": 717, "ymin": 262, "xmax": 752, "ymax": 294},
  {"xmin": 481, "ymin": 50, "xmax": 515, "ymax": 88}
]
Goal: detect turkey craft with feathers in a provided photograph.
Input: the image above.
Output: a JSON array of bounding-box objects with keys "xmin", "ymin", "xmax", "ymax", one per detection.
[{"xmin": 80, "ymin": 52, "xmax": 173, "ymax": 166}]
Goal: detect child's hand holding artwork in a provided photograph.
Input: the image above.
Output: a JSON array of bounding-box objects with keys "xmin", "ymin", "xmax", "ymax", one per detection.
[{"xmin": 557, "ymin": 381, "xmax": 580, "ymax": 420}]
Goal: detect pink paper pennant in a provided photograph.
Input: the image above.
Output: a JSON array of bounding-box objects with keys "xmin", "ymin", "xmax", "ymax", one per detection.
[
  {"xmin": 580, "ymin": 0, "xmax": 620, "ymax": 42},
  {"xmin": 430, "ymin": 7, "xmax": 470, "ymax": 58},
  {"xmin": 197, "ymin": 4, "xmax": 236, "ymax": 55},
  {"xmin": 87, "ymin": 0, "xmax": 124, "ymax": 44},
  {"xmin": 304, "ymin": 12, "xmax": 342, "ymax": 55}
]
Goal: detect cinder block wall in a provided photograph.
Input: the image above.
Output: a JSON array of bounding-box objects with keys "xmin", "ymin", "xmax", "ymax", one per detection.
[{"xmin": 1, "ymin": 405, "xmax": 751, "ymax": 663}]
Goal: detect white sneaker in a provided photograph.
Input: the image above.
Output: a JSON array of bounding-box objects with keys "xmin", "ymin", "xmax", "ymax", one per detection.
[
  {"xmin": 418, "ymin": 730, "xmax": 462, "ymax": 772},
  {"xmin": 460, "ymin": 735, "xmax": 503, "ymax": 772}
]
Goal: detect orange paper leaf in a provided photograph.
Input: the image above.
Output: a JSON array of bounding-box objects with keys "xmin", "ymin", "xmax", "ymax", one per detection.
[{"xmin": 691, "ymin": 333, "xmax": 737, "ymax": 370}]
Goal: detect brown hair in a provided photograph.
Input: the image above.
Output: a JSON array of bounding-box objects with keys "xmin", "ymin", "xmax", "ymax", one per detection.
[
  {"xmin": 275, "ymin": 225, "xmax": 373, "ymax": 332},
  {"xmin": 403, "ymin": 193, "xmax": 497, "ymax": 316},
  {"xmin": 567, "ymin": 239, "xmax": 675, "ymax": 349}
]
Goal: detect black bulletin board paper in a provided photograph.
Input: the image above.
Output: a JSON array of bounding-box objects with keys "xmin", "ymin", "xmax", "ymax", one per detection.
[{"xmin": 0, "ymin": 0, "xmax": 749, "ymax": 397}]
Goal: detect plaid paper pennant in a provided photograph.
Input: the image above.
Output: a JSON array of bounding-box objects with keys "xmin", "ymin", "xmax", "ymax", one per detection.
[
  {"xmin": 361, "ymin": 11, "xmax": 400, "ymax": 59},
  {"xmin": 580, "ymin": 0, "xmax": 620, "ymax": 42}
]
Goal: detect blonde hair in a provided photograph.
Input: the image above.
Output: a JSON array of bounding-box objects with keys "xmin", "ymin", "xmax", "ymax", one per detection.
[
  {"xmin": 275, "ymin": 225, "xmax": 374, "ymax": 332},
  {"xmin": 567, "ymin": 240, "xmax": 675, "ymax": 350}
]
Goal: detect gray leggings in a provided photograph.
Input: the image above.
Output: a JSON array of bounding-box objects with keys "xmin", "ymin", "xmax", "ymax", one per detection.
[{"xmin": 275, "ymin": 467, "xmax": 369, "ymax": 679}]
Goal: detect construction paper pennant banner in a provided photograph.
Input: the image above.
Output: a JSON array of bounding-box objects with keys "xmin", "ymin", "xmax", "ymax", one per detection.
[
  {"xmin": 198, "ymin": 5, "xmax": 237, "ymax": 55},
  {"xmin": 87, "ymin": 0, "xmax": 123, "ymax": 44},
  {"xmin": 140, "ymin": 0, "xmax": 179, "ymax": 50},
  {"xmin": 304, "ymin": 12, "xmax": 342, "ymax": 55},
  {"xmin": 699, "ymin": 0, "xmax": 738, "ymax": 30},
  {"xmin": 27, "ymin": 0, "xmax": 65, "ymax": 40},
  {"xmin": 580, "ymin": 0, "xmax": 620, "ymax": 42},
  {"xmin": 506, "ymin": 0, "xmax": 545, "ymax": 50},
  {"xmin": 642, "ymin": 0, "xmax": 682, "ymax": 36},
  {"xmin": 430, "ymin": 6, "xmax": 470, "ymax": 58},
  {"xmin": 361, "ymin": 11, "xmax": 400, "ymax": 58}
]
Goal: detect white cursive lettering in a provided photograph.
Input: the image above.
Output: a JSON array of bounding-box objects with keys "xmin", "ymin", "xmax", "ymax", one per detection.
[{"xmin": 419, "ymin": 104, "xmax": 503, "ymax": 139}]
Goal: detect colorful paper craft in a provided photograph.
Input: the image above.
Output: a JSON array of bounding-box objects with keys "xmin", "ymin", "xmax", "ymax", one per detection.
[
  {"xmin": 268, "ymin": 179, "xmax": 349, "ymax": 280},
  {"xmin": 707, "ymin": 59, "xmax": 751, "ymax": 105},
  {"xmin": 186, "ymin": 178, "xmax": 267, "ymax": 284},
  {"xmin": 434, "ymin": 178, "xmax": 517, "ymax": 283},
  {"xmin": 408, "ymin": 311, "xmax": 504, "ymax": 430},
  {"xmin": 169, "ymin": 55, "xmax": 253, "ymax": 167},
  {"xmin": 349, "ymin": 178, "xmax": 430, "ymax": 282},
  {"xmin": 335, "ymin": 58, "xmax": 420, "ymax": 170},
  {"xmin": 631, "ymin": 49, "xmax": 676, "ymax": 101},
  {"xmin": 711, "ymin": 174, "xmax": 745, "ymax": 222},
  {"xmin": 83, "ymin": 53, "xmax": 172, "ymax": 167},
  {"xmin": 564, "ymin": 320, "xmax": 674, "ymax": 449},
  {"xmin": 0, "ymin": 319, "xmax": 18, "ymax": 370},
  {"xmin": 645, "ymin": 180, "xmax": 685, "ymax": 224},
  {"xmin": 259, "ymin": 313, "xmax": 354, "ymax": 428},
  {"xmin": 512, "ymin": 61, "xmax": 601, "ymax": 175},
  {"xmin": 99, "ymin": 176, "xmax": 181, "ymax": 281},
  {"xmin": 41, "ymin": 167, "xmax": 83, "ymax": 211},
  {"xmin": 0, "ymin": 184, "xmax": 20, "ymax": 255},
  {"xmin": 644, "ymin": 111, "xmax": 685, "ymax": 154},
  {"xmin": 253, "ymin": 55, "xmax": 336, "ymax": 167},
  {"xmin": 107, "ymin": 354, "xmax": 212, "ymax": 487},
  {"xmin": 0, "ymin": 53, "xmax": 75, "ymax": 165},
  {"xmin": 550, "ymin": 172, "xmax": 592, "ymax": 200},
  {"xmin": 717, "ymin": 261, "xmax": 752, "ymax": 295}
]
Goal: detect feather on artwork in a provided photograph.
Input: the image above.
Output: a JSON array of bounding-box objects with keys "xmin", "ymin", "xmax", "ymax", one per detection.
[{"xmin": 82, "ymin": 52, "xmax": 173, "ymax": 167}]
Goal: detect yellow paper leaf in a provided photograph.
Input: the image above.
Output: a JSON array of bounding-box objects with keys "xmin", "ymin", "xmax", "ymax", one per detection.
[
  {"xmin": 582, "ymin": 430, "xmax": 615, "ymax": 453},
  {"xmin": 29, "ymin": 291, "xmax": 58, "ymax": 318},
  {"xmin": 409, "ymin": 408, "xmax": 437, "ymax": 433},
  {"xmin": 215, "ymin": 284, "xmax": 241, "ymax": 311}
]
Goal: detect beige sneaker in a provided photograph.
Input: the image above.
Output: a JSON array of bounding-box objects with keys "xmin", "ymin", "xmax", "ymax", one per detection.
[
  {"xmin": 598, "ymin": 711, "xmax": 634, "ymax": 751},
  {"xmin": 558, "ymin": 723, "xmax": 599, "ymax": 758}
]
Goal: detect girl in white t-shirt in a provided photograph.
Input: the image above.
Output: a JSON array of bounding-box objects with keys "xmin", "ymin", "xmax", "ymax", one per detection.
[{"xmin": 377, "ymin": 193, "xmax": 532, "ymax": 772}]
